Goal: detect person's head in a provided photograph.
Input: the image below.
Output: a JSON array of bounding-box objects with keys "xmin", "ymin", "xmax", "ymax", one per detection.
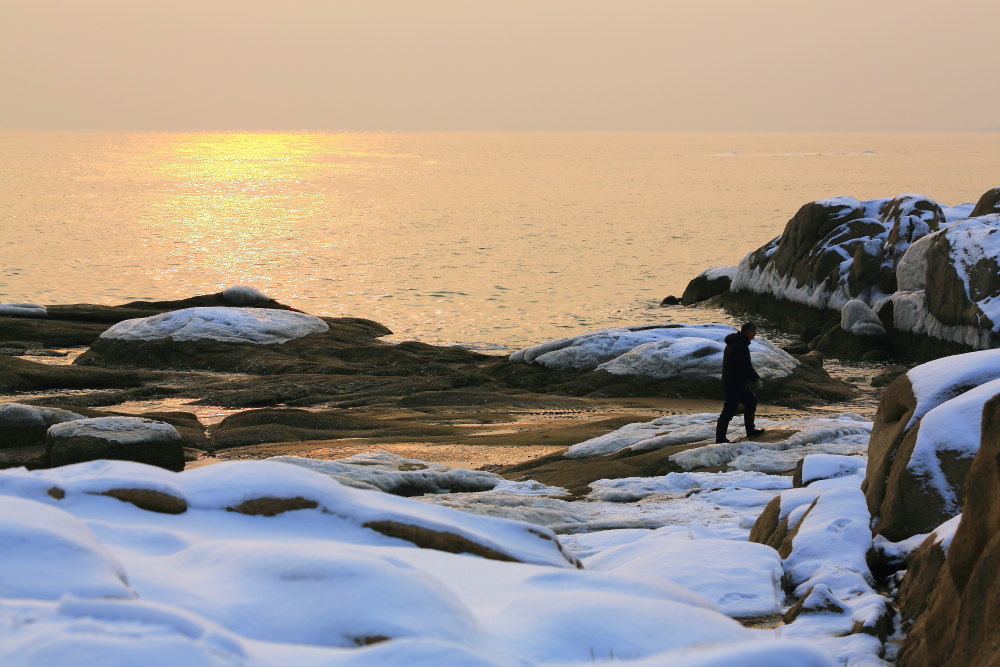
[{"xmin": 741, "ymin": 322, "xmax": 757, "ymax": 340}]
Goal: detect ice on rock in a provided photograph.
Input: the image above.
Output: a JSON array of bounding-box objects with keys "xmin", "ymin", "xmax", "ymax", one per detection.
[
  {"xmin": 588, "ymin": 470, "xmax": 791, "ymax": 503},
  {"xmin": 840, "ymin": 300, "xmax": 885, "ymax": 336},
  {"xmin": 99, "ymin": 307, "xmax": 329, "ymax": 344},
  {"xmin": 670, "ymin": 415, "xmax": 871, "ymax": 473},
  {"xmin": 271, "ymin": 451, "xmax": 541, "ymax": 495},
  {"xmin": 510, "ymin": 323, "xmax": 798, "ymax": 381},
  {"xmin": 568, "ymin": 413, "xmax": 870, "ymax": 468},
  {"xmin": 0, "ymin": 302, "xmax": 47, "ymax": 317},
  {"xmin": 221, "ymin": 285, "xmax": 269, "ymax": 305}
]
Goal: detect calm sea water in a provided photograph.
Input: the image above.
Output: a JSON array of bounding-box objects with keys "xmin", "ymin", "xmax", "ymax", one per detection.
[{"xmin": 2, "ymin": 131, "xmax": 998, "ymax": 349}]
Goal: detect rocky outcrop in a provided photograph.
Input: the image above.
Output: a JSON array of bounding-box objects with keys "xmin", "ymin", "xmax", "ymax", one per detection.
[
  {"xmin": 684, "ymin": 189, "xmax": 1000, "ymax": 362},
  {"xmin": 0, "ymin": 356, "xmax": 146, "ymax": 393},
  {"xmin": 897, "ymin": 392, "xmax": 1000, "ymax": 667},
  {"xmin": 46, "ymin": 417, "xmax": 184, "ymax": 471}
]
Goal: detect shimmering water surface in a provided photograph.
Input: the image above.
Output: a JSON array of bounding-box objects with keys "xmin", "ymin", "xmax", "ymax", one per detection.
[{"xmin": 2, "ymin": 132, "xmax": 998, "ymax": 348}]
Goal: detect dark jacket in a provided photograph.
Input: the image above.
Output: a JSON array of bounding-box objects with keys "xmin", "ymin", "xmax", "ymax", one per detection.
[{"xmin": 721, "ymin": 332, "xmax": 760, "ymax": 389}]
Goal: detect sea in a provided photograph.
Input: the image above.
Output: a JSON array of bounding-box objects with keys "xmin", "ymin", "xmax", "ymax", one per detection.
[{"xmin": 2, "ymin": 131, "xmax": 998, "ymax": 350}]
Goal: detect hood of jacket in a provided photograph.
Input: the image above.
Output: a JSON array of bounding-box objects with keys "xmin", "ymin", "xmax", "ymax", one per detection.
[{"xmin": 724, "ymin": 332, "xmax": 751, "ymax": 346}]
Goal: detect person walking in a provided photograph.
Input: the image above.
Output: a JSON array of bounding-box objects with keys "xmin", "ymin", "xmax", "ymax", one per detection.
[{"xmin": 715, "ymin": 322, "xmax": 766, "ymax": 443}]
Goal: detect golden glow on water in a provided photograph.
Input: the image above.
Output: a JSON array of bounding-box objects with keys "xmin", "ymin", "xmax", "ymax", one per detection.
[{"xmin": 2, "ymin": 131, "xmax": 1000, "ymax": 348}]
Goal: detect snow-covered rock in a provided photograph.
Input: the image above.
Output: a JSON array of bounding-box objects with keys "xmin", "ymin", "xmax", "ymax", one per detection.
[
  {"xmin": 99, "ymin": 307, "xmax": 329, "ymax": 344},
  {"xmin": 46, "ymin": 417, "xmax": 184, "ymax": 472},
  {"xmin": 700, "ymin": 188, "xmax": 1000, "ymax": 359},
  {"xmin": 864, "ymin": 349, "xmax": 1000, "ymax": 540},
  {"xmin": 0, "ymin": 402, "xmax": 84, "ymax": 448},
  {"xmin": 895, "ymin": 387, "xmax": 1000, "ymax": 666},
  {"xmin": 0, "ymin": 302, "xmax": 47, "ymax": 318},
  {"xmin": 270, "ymin": 451, "xmax": 505, "ymax": 495},
  {"xmin": 585, "ymin": 529, "xmax": 785, "ymax": 618},
  {"xmin": 511, "ymin": 324, "xmax": 798, "ymax": 381}
]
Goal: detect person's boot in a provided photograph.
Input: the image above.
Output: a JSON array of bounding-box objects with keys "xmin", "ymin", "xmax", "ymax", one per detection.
[
  {"xmin": 747, "ymin": 428, "xmax": 766, "ymax": 439},
  {"xmin": 715, "ymin": 421, "xmax": 730, "ymax": 443}
]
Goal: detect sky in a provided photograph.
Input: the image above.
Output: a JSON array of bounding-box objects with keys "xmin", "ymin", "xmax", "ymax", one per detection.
[{"xmin": 1, "ymin": 0, "xmax": 998, "ymax": 132}]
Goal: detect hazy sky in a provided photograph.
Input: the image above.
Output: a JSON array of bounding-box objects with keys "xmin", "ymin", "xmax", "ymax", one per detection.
[{"xmin": 2, "ymin": 0, "xmax": 998, "ymax": 132}]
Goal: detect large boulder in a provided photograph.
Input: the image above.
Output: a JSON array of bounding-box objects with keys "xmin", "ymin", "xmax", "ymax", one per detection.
[
  {"xmin": 897, "ymin": 392, "xmax": 1000, "ymax": 667},
  {"xmin": 862, "ymin": 349, "xmax": 1000, "ymax": 540},
  {"xmin": 711, "ymin": 189, "xmax": 999, "ymax": 361},
  {"xmin": 46, "ymin": 417, "xmax": 185, "ymax": 471}
]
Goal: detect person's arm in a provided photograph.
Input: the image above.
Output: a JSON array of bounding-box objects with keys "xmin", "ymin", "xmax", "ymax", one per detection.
[{"xmin": 741, "ymin": 347, "xmax": 760, "ymax": 382}]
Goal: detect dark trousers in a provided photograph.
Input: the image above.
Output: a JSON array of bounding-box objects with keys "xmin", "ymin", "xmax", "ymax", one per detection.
[{"xmin": 716, "ymin": 385, "xmax": 757, "ymax": 442}]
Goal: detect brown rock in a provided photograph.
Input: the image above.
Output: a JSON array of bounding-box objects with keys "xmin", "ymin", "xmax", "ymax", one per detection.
[
  {"xmin": 363, "ymin": 520, "xmax": 530, "ymax": 565},
  {"xmin": 862, "ymin": 374, "xmax": 918, "ymax": 534},
  {"xmin": 97, "ymin": 488, "xmax": 187, "ymax": 514},
  {"xmin": 227, "ymin": 496, "xmax": 319, "ymax": 516},
  {"xmin": 898, "ymin": 393, "xmax": 1000, "ymax": 667},
  {"xmin": 970, "ymin": 186, "xmax": 1000, "ymax": 217},
  {"xmin": 898, "ymin": 534, "xmax": 948, "ymax": 626}
]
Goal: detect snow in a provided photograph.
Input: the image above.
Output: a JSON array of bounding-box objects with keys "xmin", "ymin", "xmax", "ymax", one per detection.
[
  {"xmin": 0, "ymin": 458, "xmax": 833, "ymax": 666},
  {"xmin": 47, "ymin": 417, "xmax": 181, "ymax": 444},
  {"xmin": 700, "ymin": 265, "xmax": 737, "ymax": 281},
  {"xmin": 99, "ymin": 307, "xmax": 329, "ymax": 344},
  {"xmin": 782, "ymin": 487, "xmax": 873, "ymax": 596},
  {"xmin": 930, "ymin": 514, "xmax": 963, "ymax": 553},
  {"xmin": 0, "ymin": 496, "xmax": 132, "ymax": 600},
  {"xmin": 906, "ymin": 348, "xmax": 1000, "ymax": 427},
  {"xmin": 798, "ymin": 454, "xmax": 867, "ymax": 486},
  {"xmin": 0, "ymin": 302, "xmax": 47, "ymax": 317},
  {"xmin": 941, "ymin": 214, "xmax": 1000, "ymax": 327},
  {"xmin": 585, "ymin": 530, "xmax": 784, "ymax": 618},
  {"xmin": 220, "ymin": 285, "xmax": 269, "ymax": 305},
  {"xmin": 905, "ymin": 377, "xmax": 1000, "ymax": 513},
  {"xmin": 510, "ymin": 324, "xmax": 798, "ymax": 381},
  {"xmin": 841, "ymin": 299, "xmax": 885, "ymax": 336}
]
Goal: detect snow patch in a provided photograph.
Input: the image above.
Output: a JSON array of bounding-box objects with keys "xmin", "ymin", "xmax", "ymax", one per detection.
[
  {"xmin": 221, "ymin": 285, "xmax": 270, "ymax": 305},
  {"xmin": 0, "ymin": 302, "xmax": 47, "ymax": 317}
]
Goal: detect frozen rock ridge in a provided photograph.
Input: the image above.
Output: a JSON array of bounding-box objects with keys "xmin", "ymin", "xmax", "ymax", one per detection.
[
  {"xmin": 682, "ymin": 187, "xmax": 1000, "ymax": 361},
  {"xmin": 100, "ymin": 307, "xmax": 330, "ymax": 344},
  {"xmin": 511, "ymin": 323, "xmax": 797, "ymax": 380}
]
